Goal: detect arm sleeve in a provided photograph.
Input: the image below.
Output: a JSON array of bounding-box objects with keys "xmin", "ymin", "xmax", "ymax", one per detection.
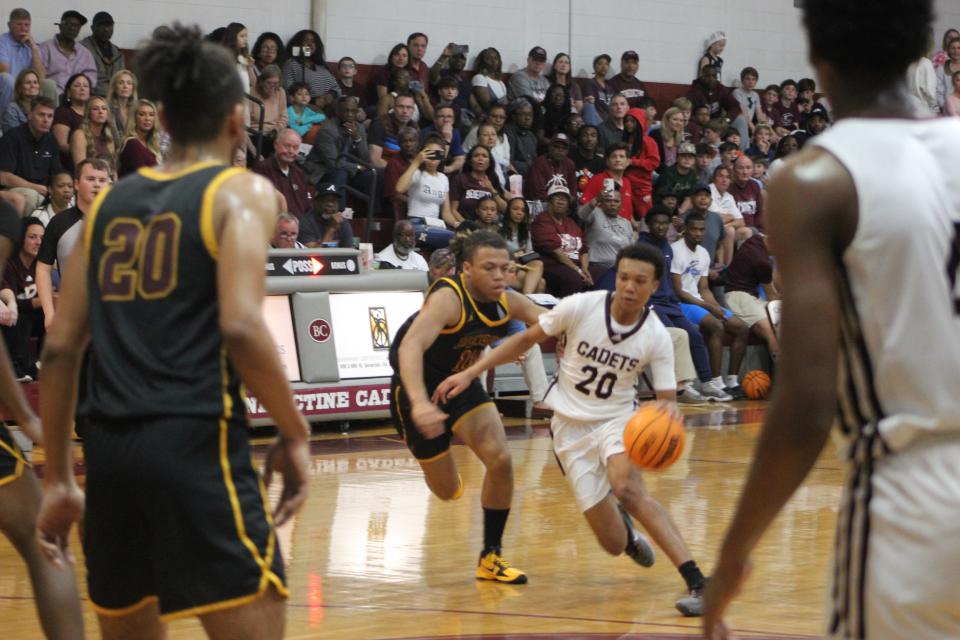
[
  {"xmin": 648, "ymin": 323, "xmax": 677, "ymax": 391},
  {"xmin": 537, "ymin": 293, "xmax": 580, "ymax": 337},
  {"xmin": 36, "ymin": 217, "xmax": 60, "ymax": 265}
]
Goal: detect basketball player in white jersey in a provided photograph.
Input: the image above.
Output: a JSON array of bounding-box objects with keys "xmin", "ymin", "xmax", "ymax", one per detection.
[
  {"xmin": 434, "ymin": 244, "xmax": 710, "ymax": 616},
  {"xmin": 704, "ymin": 1, "xmax": 960, "ymax": 638}
]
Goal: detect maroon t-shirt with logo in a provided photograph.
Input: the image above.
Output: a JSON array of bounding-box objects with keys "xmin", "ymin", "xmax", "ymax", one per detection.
[
  {"xmin": 727, "ymin": 178, "xmax": 764, "ymax": 230},
  {"xmin": 449, "ymin": 172, "xmax": 499, "ymax": 220},
  {"xmin": 770, "ymin": 100, "xmax": 801, "ymax": 130}
]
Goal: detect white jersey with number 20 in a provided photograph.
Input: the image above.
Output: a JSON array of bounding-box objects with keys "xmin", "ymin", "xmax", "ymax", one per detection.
[{"xmin": 538, "ymin": 290, "xmax": 676, "ymax": 423}]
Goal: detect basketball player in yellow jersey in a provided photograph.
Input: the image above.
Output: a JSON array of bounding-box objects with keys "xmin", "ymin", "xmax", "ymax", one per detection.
[
  {"xmin": 706, "ymin": 1, "xmax": 960, "ymax": 638},
  {"xmin": 435, "ymin": 244, "xmax": 709, "ymax": 616},
  {"xmin": 35, "ymin": 25, "xmax": 310, "ymax": 639}
]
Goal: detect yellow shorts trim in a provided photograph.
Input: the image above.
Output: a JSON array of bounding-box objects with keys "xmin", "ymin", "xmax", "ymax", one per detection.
[
  {"xmin": 0, "ymin": 435, "xmax": 27, "ymax": 487},
  {"xmin": 450, "ymin": 401, "xmax": 497, "ymax": 434},
  {"xmin": 90, "ymin": 594, "xmax": 159, "ymax": 618},
  {"xmin": 159, "ymin": 575, "xmax": 288, "ymax": 622},
  {"xmin": 416, "ymin": 448, "xmax": 452, "ymax": 464}
]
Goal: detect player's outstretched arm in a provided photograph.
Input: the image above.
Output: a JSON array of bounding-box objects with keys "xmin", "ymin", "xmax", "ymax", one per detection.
[
  {"xmin": 397, "ymin": 287, "xmax": 462, "ymax": 438},
  {"xmin": 432, "ymin": 322, "xmax": 549, "ymax": 405},
  {"xmin": 215, "ymin": 172, "xmax": 310, "ymax": 525},
  {"xmin": 37, "ymin": 228, "xmax": 92, "ymax": 569},
  {"xmin": 704, "ymin": 148, "xmax": 857, "ymax": 638}
]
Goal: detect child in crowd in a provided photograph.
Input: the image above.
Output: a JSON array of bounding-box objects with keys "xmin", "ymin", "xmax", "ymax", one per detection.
[{"xmin": 287, "ymin": 82, "xmax": 326, "ymax": 143}]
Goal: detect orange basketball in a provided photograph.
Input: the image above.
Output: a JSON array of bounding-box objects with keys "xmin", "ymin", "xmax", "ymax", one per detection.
[
  {"xmin": 623, "ymin": 405, "xmax": 686, "ymax": 471},
  {"xmin": 742, "ymin": 370, "xmax": 772, "ymax": 400}
]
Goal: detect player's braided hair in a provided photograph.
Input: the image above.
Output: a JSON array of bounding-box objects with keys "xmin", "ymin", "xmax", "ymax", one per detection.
[{"xmin": 136, "ymin": 23, "xmax": 244, "ymax": 144}]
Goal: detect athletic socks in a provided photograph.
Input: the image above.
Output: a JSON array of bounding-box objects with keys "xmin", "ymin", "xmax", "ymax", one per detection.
[
  {"xmin": 678, "ymin": 560, "xmax": 706, "ymax": 591},
  {"xmin": 482, "ymin": 507, "xmax": 510, "ymax": 554}
]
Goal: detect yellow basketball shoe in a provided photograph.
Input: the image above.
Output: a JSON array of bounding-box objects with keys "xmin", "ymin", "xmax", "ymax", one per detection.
[{"xmin": 476, "ymin": 548, "xmax": 528, "ymax": 584}]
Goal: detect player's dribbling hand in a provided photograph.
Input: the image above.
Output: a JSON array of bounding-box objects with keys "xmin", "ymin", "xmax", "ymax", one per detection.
[
  {"xmin": 411, "ymin": 401, "xmax": 448, "ymax": 439},
  {"xmin": 703, "ymin": 553, "xmax": 752, "ymax": 640},
  {"xmin": 431, "ymin": 373, "xmax": 472, "ymax": 405},
  {"xmin": 264, "ymin": 436, "xmax": 310, "ymax": 527},
  {"xmin": 36, "ymin": 482, "xmax": 85, "ymax": 570}
]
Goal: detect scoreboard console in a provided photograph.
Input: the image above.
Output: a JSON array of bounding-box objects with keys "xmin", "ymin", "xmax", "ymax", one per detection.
[{"xmin": 251, "ymin": 248, "xmax": 427, "ymax": 426}]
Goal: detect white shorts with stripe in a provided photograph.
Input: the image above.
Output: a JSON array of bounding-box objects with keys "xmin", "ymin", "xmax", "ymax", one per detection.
[
  {"xmin": 828, "ymin": 434, "xmax": 960, "ymax": 639},
  {"xmin": 550, "ymin": 413, "xmax": 632, "ymax": 513}
]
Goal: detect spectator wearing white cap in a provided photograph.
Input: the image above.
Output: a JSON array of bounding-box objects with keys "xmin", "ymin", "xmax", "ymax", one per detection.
[
  {"xmin": 698, "ymin": 31, "xmax": 726, "ymax": 79},
  {"xmin": 531, "ymin": 181, "xmax": 591, "ymax": 297}
]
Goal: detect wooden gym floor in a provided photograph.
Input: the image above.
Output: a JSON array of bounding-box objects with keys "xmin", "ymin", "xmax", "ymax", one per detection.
[{"xmin": 1, "ymin": 401, "xmax": 839, "ymax": 639}]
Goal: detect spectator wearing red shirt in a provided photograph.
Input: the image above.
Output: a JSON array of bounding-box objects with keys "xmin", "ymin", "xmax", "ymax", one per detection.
[
  {"xmin": 525, "ymin": 133, "xmax": 577, "ymax": 204},
  {"xmin": 607, "ymin": 50, "xmax": 648, "ymax": 109},
  {"xmin": 623, "ymin": 108, "xmax": 659, "ymax": 220},
  {"xmin": 727, "ymin": 155, "xmax": 764, "ymax": 239},
  {"xmin": 578, "ymin": 142, "xmax": 635, "ymax": 223},
  {"xmin": 532, "ymin": 182, "xmax": 591, "ymax": 297}
]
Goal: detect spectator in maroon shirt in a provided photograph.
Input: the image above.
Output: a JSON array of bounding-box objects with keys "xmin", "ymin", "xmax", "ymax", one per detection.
[
  {"xmin": 253, "ymin": 128, "xmax": 315, "ymax": 218},
  {"xmin": 117, "ymin": 98, "xmax": 160, "ymax": 177},
  {"xmin": 406, "ymin": 32, "xmax": 431, "ymax": 89},
  {"xmin": 1, "ymin": 216, "xmax": 44, "ymax": 380},
  {"xmin": 450, "ymin": 145, "xmax": 506, "ymax": 220},
  {"xmin": 532, "ymin": 182, "xmax": 591, "ymax": 297},
  {"xmin": 384, "ymin": 126, "xmax": 420, "ymax": 218},
  {"xmin": 686, "ymin": 65, "xmax": 747, "ymax": 147},
  {"xmin": 372, "ymin": 43, "xmax": 410, "ymax": 103},
  {"xmin": 728, "ymin": 154, "xmax": 764, "ymax": 237},
  {"xmin": 770, "ymin": 79, "xmax": 800, "ymax": 136},
  {"xmin": 723, "ymin": 233, "xmax": 779, "ymax": 358},
  {"xmin": 525, "ymin": 132, "xmax": 577, "ymax": 204},
  {"xmin": 607, "ymin": 50, "xmax": 648, "ymax": 109}
]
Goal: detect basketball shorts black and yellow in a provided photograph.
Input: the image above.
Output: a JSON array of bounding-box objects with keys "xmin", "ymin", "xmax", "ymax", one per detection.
[
  {"xmin": 391, "ymin": 376, "xmax": 496, "ymax": 461},
  {"xmin": 81, "ymin": 416, "xmax": 287, "ymax": 621},
  {"xmin": 0, "ymin": 421, "xmax": 28, "ymax": 487}
]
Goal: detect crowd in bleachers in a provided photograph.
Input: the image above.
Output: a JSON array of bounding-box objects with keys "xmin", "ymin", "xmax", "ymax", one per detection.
[{"xmin": 0, "ymin": 7, "xmax": 957, "ymax": 397}]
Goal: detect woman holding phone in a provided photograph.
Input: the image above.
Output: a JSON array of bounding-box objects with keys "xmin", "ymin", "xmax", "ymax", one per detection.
[{"xmin": 395, "ymin": 137, "xmax": 459, "ymax": 249}]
